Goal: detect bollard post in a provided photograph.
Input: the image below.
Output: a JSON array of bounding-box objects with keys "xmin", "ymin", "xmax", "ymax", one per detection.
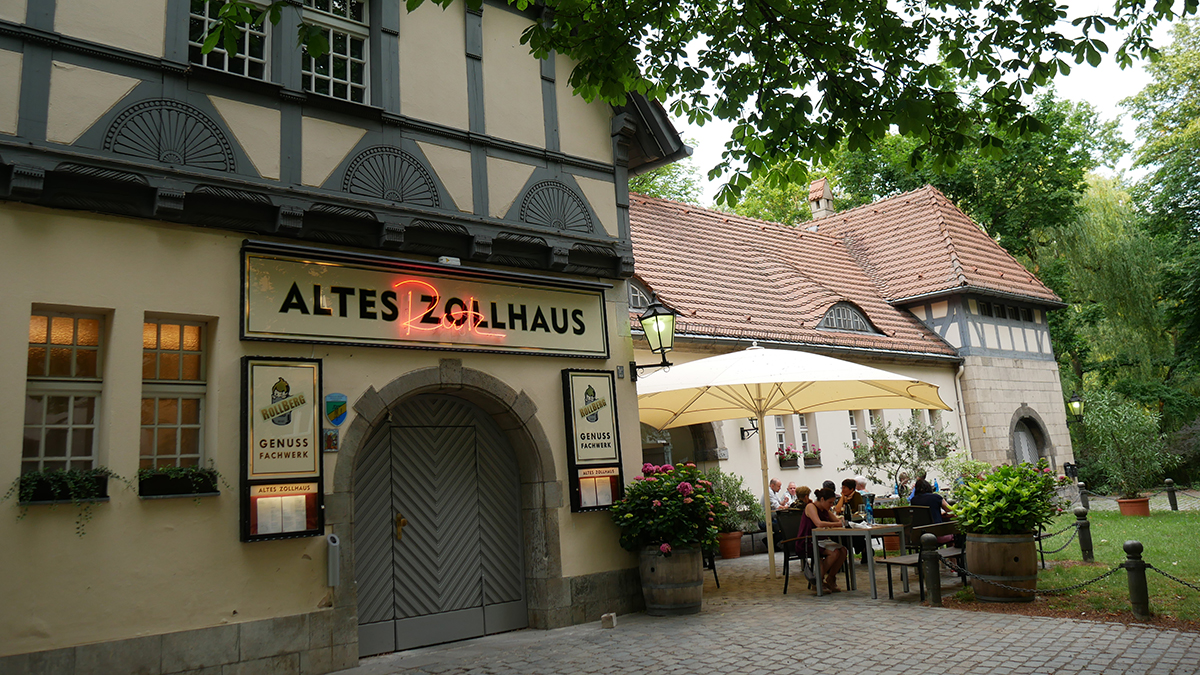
[
  {"xmin": 1166, "ymin": 479, "xmax": 1178, "ymax": 511},
  {"xmin": 1122, "ymin": 540, "xmax": 1151, "ymax": 620},
  {"xmin": 921, "ymin": 533, "xmax": 942, "ymax": 607},
  {"xmin": 1074, "ymin": 507, "xmax": 1093, "ymax": 563},
  {"xmin": 1078, "ymin": 482, "xmax": 1089, "ymax": 510}
]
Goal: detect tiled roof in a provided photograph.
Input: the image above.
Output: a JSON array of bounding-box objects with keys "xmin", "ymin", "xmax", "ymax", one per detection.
[
  {"xmin": 809, "ymin": 178, "xmax": 830, "ymax": 201},
  {"xmin": 628, "ymin": 194, "xmax": 961, "ymax": 359},
  {"xmin": 816, "ymin": 186, "xmax": 1062, "ymax": 305}
]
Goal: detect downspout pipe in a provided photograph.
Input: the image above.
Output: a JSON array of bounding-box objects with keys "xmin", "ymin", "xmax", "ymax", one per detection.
[{"xmin": 955, "ymin": 362, "xmax": 973, "ymax": 458}]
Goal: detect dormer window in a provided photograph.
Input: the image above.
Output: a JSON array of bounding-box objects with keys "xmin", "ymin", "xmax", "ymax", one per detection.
[
  {"xmin": 819, "ymin": 302, "xmax": 875, "ymax": 333},
  {"xmin": 629, "ymin": 280, "xmax": 652, "ymax": 312}
]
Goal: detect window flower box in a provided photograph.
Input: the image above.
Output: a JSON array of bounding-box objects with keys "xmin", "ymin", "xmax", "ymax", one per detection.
[
  {"xmin": 19, "ymin": 472, "xmax": 109, "ymax": 504},
  {"xmin": 778, "ymin": 456, "xmax": 799, "ymax": 469},
  {"xmin": 137, "ymin": 467, "xmax": 222, "ymax": 499}
]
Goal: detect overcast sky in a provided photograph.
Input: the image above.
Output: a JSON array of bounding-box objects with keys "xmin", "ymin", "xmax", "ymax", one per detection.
[{"xmin": 673, "ymin": 11, "xmax": 1178, "ymax": 205}]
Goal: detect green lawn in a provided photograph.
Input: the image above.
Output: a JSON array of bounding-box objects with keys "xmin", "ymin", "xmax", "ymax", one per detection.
[{"xmin": 1032, "ymin": 510, "xmax": 1200, "ymax": 622}]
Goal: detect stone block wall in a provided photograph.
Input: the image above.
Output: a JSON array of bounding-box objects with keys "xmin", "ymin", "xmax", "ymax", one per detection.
[
  {"xmin": 0, "ymin": 609, "xmax": 356, "ymax": 675},
  {"xmin": 959, "ymin": 355, "xmax": 1074, "ymax": 468}
]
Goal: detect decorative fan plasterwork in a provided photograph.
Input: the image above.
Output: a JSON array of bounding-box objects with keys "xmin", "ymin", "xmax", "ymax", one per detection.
[
  {"xmin": 104, "ymin": 100, "xmax": 235, "ymax": 171},
  {"xmin": 342, "ymin": 146, "xmax": 440, "ymax": 207},
  {"xmin": 518, "ymin": 181, "xmax": 594, "ymax": 234}
]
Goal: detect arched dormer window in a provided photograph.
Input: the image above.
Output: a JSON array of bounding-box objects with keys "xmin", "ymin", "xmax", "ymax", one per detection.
[
  {"xmin": 819, "ymin": 302, "xmax": 876, "ymax": 333},
  {"xmin": 629, "ymin": 280, "xmax": 652, "ymax": 312}
]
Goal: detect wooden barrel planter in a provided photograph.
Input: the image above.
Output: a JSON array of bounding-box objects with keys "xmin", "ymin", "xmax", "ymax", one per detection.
[
  {"xmin": 639, "ymin": 547, "xmax": 703, "ymax": 615},
  {"xmin": 965, "ymin": 533, "xmax": 1038, "ymax": 602}
]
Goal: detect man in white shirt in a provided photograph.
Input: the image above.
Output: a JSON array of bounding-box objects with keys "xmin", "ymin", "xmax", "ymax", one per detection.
[{"xmin": 768, "ymin": 478, "xmax": 790, "ymax": 511}]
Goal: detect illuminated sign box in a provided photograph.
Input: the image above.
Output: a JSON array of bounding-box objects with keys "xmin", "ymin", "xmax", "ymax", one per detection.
[
  {"xmin": 563, "ymin": 369, "xmax": 624, "ymax": 512},
  {"xmin": 242, "ymin": 243, "xmax": 609, "ymax": 358},
  {"xmin": 241, "ymin": 357, "xmax": 324, "ymax": 542}
]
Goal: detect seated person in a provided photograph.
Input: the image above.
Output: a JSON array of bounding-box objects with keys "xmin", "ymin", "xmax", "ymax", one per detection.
[
  {"xmin": 894, "ymin": 471, "xmax": 911, "ymax": 498},
  {"xmin": 910, "ymin": 478, "xmax": 955, "ymax": 544},
  {"xmin": 835, "ymin": 478, "xmax": 864, "ymax": 516},
  {"xmin": 786, "ymin": 482, "xmax": 799, "ymax": 506},
  {"xmin": 768, "ymin": 478, "xmax": 791, "ymax": 511},
  {"xmin": 908, "ymin": 470, "xmax": 939, "ymax": 500},
  {"xmin": 794, "ymin": 485, "xmax": 813, "ymax": 509},
  {"xmin": 799, "ymin": 488, "xmax": 850, "ymax": 592}
]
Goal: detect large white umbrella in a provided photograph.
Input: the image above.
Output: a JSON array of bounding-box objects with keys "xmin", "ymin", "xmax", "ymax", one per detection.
[{"xmin": 637, "ymin": 343, "xmax": 951, "ymax": 578}]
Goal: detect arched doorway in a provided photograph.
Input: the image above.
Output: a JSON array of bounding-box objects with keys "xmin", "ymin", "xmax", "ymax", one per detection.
[
  {"xmin": 1013, "ymin": 419, "xmax": 1040, "ymax": 464},
  {"xmin": 354, "ymin": 394, "xmax": 526, "ymax": 655},
  {"xmin": 1009, "ymin": 405, "xmax": 1056, "ymax": 469}
]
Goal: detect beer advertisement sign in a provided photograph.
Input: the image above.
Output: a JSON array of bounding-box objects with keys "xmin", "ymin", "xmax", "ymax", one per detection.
[
  {"xmin": 562, "ymin": 369, "xmax": 624, "ymax": 512},
  {"xmin": 241, "ymin": 357, "xmax": 325, "ymax": 542}
]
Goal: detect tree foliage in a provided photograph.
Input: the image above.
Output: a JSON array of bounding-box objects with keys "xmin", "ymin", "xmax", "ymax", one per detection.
[
  {"xmin": 202, "ymin": 0, "xmax": 1196, "ymax": 199},
  {"xmin": 1081, "ymin": 390, "xmax": 1176, "ymax": 498},
  {"xmin": 627, "ymin": 148, "xmax": 703, "ymax": 204}
]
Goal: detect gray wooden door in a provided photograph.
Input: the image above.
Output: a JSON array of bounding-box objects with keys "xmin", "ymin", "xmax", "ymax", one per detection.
[
  {"xmin": 355, "ymin": 395, "xmax": 526, "ymax": 656},
  {"xmin": 1013, "ymin": 420, "xmax": 1038, "ymax": 465}
]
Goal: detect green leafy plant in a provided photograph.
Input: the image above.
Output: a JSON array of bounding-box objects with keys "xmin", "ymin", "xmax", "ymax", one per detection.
[
  {"xmin": 1, "ymin": 467, "xmax": 127, "ymax": 536},
  {"xmin": 702, "ymin": 468, "xmax": 763, "ymax": 534},
  {"xmin": 953, "ymin": 459, "xmax": 1064, "ymax": 535},
  {"xmin": 841, "ymin": 417, "xmax": 959, "ymax": 505},
  {"xmin": 611, "ymin": 462, "xmax": 726, "ymax": 556},
  {"xmin": 803, "ymin": 447, "xmax": 822, "ymax": 461},
  {"xmin": 936, "ymin": 451, "xmax": 994, "ymax": 501},
  {"xmin": 1083, "ymin": 390, "xmax": 1179, "ymax": 499},
  {"xmin": 137, "ymin": 465, "xmax": 230, "ymax": 502}
]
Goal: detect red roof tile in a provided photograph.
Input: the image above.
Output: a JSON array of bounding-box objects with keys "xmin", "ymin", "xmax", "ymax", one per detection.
[
  {"xmin": 816, "ymin": 186, "xmax": 1062, "ymax": 305},
  {"xmin": 628, "ymin": 193, "xmax": 961, "ymax": 359}
]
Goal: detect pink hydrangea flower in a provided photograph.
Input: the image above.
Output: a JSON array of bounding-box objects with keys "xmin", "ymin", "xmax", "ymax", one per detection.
[
  {"xmin": 683, "ymin": 497, "xmax": 693, "ymax": 504},
  {"xmin": 720, "ymin": 500, "xmax": 729, "ymax": 507},
  {"xmin": 677, "ymin": 481, "xmax": 694, "ymax": 497},
  {"xmin": 661, "ymin": 464, "xmax": 675, "ymax": 473},
  {"xmin": 686, "ymin": 462, "xmax": 696, "ymax": 468},
  {"xmin": 642, "ymin": 462, "xmax": 656, "ymax": 475},
  {"xmin": 652, "ymin": 499, "xmax": 662, "ymax": 507},
  {"xmin": 633, "ymin": 475, "xmax": 644, "ymax": 481},
  {"xmin": 660, "ymin": 543, "xmax": 672, "ymax": 554},
  {"xmin": 646, "ymin": 477, "xmax": 658, "ymax": 482}
]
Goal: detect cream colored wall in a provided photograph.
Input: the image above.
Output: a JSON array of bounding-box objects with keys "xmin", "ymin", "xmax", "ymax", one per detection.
[
  {"xmin": 632, "ymin": 345, "xmax": 965, "ymax": 500},
  {"xmin": 487, "ymin": 156, "xmax": 535, "ymax": 218},
  {"xmin": 0, "ymin": 49, "xmax": 20, "ymax": 136},
  {"xmin": 555, "ymin": 54, "xmax": 612, "ymax": 164},
  {"xmin": 45, "ymin": 61, "xmax": 141, "ymax": 146},
  {"xmin": 417, "ymin": 141, "xmax": 473, "ymax": 213},
  {"xmin": 0, "ymin": 0, "xmax": 25, "ymax": 24},
  {"xmin": 208, "ymin": 96, "xmax": 281, "ymax": 181},
  {"xmin": 300, "ymin": 116, "xmax": 366, "ymax": 187},
  {"xmin": 0, "ymin": 204, "xmax": 637, "ymax": 655},
  {"xmin": 572, "ymin": 175, "xmax": 619, "ymax": 238},
  {"xmin": 959, "ymin": 355, "xmax": 1074, "ymax": 468},
  {"xmin": 481, "ymin": 8, "xmax": 543, "ymax": 148},
  {"xmin": 399, "ymin": 0, "xmax": 469, "ymax": 130},
  {"xmin": 55, "ymin": 0, "xmax": 166, "ymax": 57}
]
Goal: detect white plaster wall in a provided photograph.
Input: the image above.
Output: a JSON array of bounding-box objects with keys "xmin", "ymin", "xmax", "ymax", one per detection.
[
  {"xmin": 399, "ymin": 0, "xmax": 469, "ymax": 130},
  {"xmin": 0, "ymin": 203, "xmax": 639, "ymax": 656},
  {"xmin": 481, "ymin": 8, "xmax": 543, "ymax": 148},
  {"xmin": 55, "ymin": 0, "xmax": 166, "ymax": 57}
]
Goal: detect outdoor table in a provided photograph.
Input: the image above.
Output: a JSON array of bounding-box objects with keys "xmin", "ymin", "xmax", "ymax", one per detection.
[{"xmin": 812, "ymin": 525, "xmax": 906, "ymax": 599}]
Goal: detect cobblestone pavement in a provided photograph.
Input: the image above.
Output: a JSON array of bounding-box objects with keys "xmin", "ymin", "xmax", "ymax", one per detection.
[{"xmin": 333, "ymin": 553, "xmax": 1200, "ymax": 675}]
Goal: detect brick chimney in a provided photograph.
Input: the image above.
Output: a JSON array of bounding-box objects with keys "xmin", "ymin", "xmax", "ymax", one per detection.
[{"xmin": 809, "ymin": 178, "xmax": 834, "ymax": 222}]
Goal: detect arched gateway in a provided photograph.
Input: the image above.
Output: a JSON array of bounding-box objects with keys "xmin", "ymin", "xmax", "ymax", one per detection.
[{"xmin": 331, "ymin": 360, "xmax": 562, "ymax": 657}]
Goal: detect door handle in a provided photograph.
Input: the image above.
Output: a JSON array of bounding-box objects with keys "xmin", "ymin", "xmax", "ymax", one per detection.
[{"xmin": 395, "ymin": 513, "xmax": 408, "ymax": 541}]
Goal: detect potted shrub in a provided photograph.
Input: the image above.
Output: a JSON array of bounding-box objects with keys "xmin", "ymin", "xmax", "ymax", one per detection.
[
  {"xmin": 954, "ymin": 459, "xmax": 1064, "ymax": 602},
  {"xmin": 138, "ymin": 465, "xmax": 225, "ymax": 499},
  {"xmin": 1083, "ymin": 391, "xmax": 1178, "ymax": 516},
  {"xmin": 1, "ymin": 467, "xmax": 125, "ymax": 536},
  {"xmin": 703, "ymin": 468, "xmax": 764, "ymax": 559},
  {"xmin": 803, "ymin": 447, "xmax": 822, "ymax": 466},
  {"xmin": 611, "ymin": 462, "xmax": 726, "ymax": 615},
  {"xmin": 776, "ymin": 445, "xmax": 799, "ymax": 468}
]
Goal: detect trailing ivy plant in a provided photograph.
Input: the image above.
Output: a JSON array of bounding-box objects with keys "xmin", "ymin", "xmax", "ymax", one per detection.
[
  {"xmin": 952, "ymin": 459, "xmax": 1064, "ymax": 535},
  {"xmin": 1, "ymin": 467, "xmax": 128, "ymax": 536},
  {"xmin": 137, "ymin": 464, "xmax": 230, "ymax": 502}
]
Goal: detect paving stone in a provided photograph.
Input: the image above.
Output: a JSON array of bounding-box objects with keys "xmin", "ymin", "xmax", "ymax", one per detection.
[{"xmin": 327, "ymin": 553, "xmax": 1200, "ymax": 675}]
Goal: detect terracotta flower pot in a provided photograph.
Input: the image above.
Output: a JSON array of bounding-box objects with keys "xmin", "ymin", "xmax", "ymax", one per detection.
[
  {"xmin": 717, "ymin": 531, "xmax": 743, "ymax": 559},
  {"xmin": 1117, "ymin": 497, "xmax": 1151, "ymax": 517}
]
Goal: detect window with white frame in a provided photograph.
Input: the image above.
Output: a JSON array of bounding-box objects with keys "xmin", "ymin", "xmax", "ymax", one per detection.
[
  {"xmin": 188, "ymin": 0, "xmax": 269, "ymax": 79},
  {"xmin": 929, "ymin": 409, "xmax": 941, "ymax": 428},
  {"xmin": 797, "ymin": 414, "xmax": 809, "ymax": 453},
  {"xmin": 25, "ymin": 313, "xmax": 103, "ymax": 474},
  {"xmin": 629, "ymin": 281, "xmax": 651, "ymax": 312},
  {"xmin": 848, "ymin": 410, "xmax": 859, "ymax": 447},
  {"xmin": 302, "ymin": 0, "xmax": 368, "ymax": 103},
  {"xmin": 819, "ymin": 302, "xmax": 875, "ymax": 332},
  {"xmin": 141, "ymin": 321, "xmax": 206, "ymax": 470},
  {"xmin": 774, "ymin": 415, "xmax": 786, "ymax": 452},
  {"xmin": 868, "ymin": 409, "xmax": 881, "ymax": 430}
]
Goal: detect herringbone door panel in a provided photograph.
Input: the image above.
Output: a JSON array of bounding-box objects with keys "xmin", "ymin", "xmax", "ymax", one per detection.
[
  {"xmin": 477, "ymin": 430, "xmax": 523, "ymax": 605},
  {"xmin": 354, "ymin": 424, "xmax": 396, "ymax": 624}
]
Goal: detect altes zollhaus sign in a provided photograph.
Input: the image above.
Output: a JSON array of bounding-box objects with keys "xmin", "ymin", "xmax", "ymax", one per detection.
[{"xmin": 242, "ymin": 243, "xmax": 610, "ymax": 358}]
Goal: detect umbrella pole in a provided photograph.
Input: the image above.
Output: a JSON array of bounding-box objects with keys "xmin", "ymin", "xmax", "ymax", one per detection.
[{"xmin": 758, "ymin": 412, "xmax": 777, "ymax": 579}]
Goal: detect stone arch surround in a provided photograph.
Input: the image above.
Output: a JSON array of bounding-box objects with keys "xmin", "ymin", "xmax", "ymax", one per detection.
[
  {"xmin": 329, "ymin": 358, "xmax": 568, "ymax": 635},
  {"xmin": 1008, "ymin": 404, "xmax": 1056, "ymax": 468}
]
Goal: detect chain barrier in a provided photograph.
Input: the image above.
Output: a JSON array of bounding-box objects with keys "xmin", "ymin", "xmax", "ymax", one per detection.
[
  {"xmin": 1147, "ymin": 565, "xmax": 1200, "ymax": 594},
  {"xmin": 939, "ymin": 557, "xmax": 1122, "ymax": 595},
  {"xmin": 1036, "ymin": 524, "xmax": 1075, "ymax": 540},
  {"xmin": 1173, "ymin": 489, "xmax": 1200, "ymax": 503},
  {"xmin": 1037, "ymin": 527, "xmax": 1079, "ymax": 555}
]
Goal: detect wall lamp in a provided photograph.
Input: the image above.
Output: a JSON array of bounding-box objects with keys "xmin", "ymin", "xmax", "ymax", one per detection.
[{"xmin": 630, "ymin": 294, "xmax": 676, "ymax": 383}]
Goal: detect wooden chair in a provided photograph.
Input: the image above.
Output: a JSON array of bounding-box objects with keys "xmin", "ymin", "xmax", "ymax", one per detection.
[
  {"xmin": 702, "ymin": 549, "xmax": 720, "ymax": 588},
  {"xmin": 881, "ymin": 521, "xmax": 964, "ymax": 600}
]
